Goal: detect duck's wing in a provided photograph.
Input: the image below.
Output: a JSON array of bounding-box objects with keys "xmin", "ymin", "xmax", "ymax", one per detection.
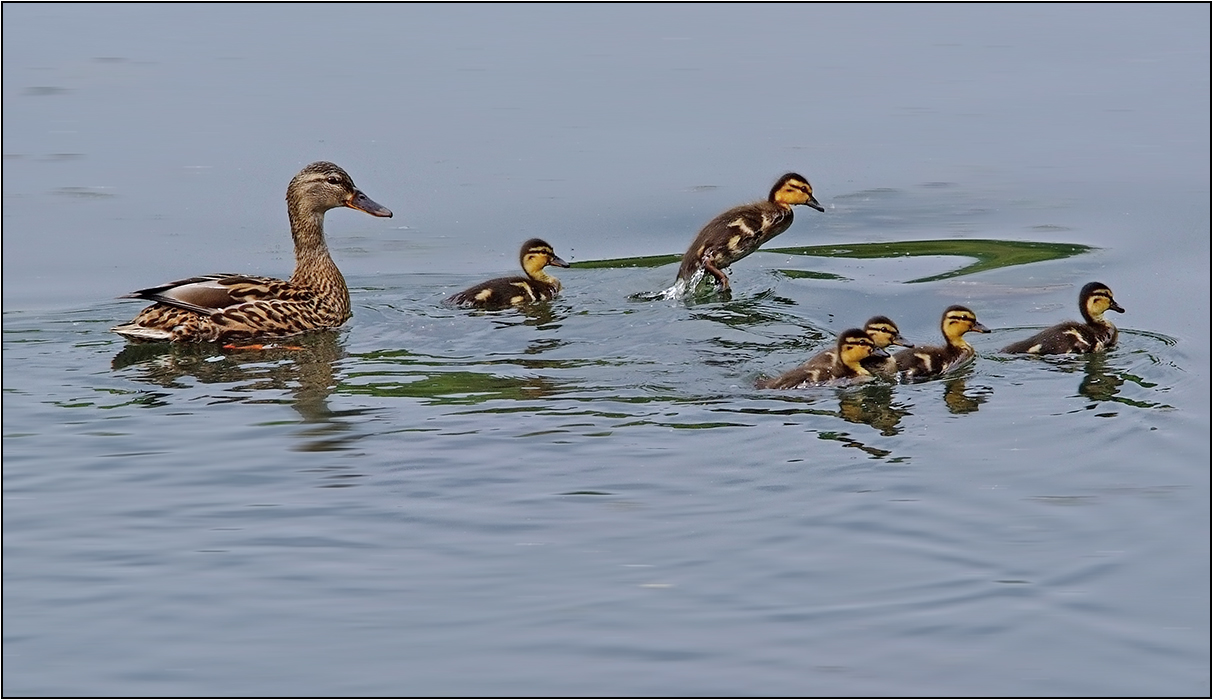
[
  {"xmin": 1001, "ymin": 321, "xmax": 1091, "ymax": 354},
  {"xmin": 446, "ymin": 275, "xmax": 554, "ymax": 309},
  {"xmin": 678, "ymin": 203, "xmax": 788, "ymax": 279},
  {"xmin": 757, "ymin": 347, "xmax": 838, "ymax": 389},
  {"xmin": 121, "ymin": 274, "xmax": 301, "ymax": 315}
]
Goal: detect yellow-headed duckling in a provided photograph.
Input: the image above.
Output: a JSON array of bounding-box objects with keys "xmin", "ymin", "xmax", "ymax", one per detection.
[
  {"xmin": 854, "ymin": 315, "xmax": 913, "ymax": 378},
  {"xmin": 447, "ymin": 238, "xmax": 569, "ymax": 310},
  {"xmin": 758, "ymin": 328, "xmax": 888, "ymax": 389},
  {"xmin": 894, "ymin": 305, "xmax": 989, "ymax": 380},
  {"xmin": 764, "ymin": 316, "xmax": 912, "ymax": 386},
  {"xmin": 1002, "ymin": 281, "xmax": 1124, "ymax": 354},
  {"xmin": 112, "ymin": 161, "xmax": 392, "ymax": 343},
  {"xmin": 677, "ymin": 172, "xmax": 824, "ymax": 291}
]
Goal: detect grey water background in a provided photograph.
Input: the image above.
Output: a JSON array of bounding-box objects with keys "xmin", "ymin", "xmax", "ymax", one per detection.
[{"xmin": 2, "ymin": 3, "xmax": 1209, "ymax": 696}]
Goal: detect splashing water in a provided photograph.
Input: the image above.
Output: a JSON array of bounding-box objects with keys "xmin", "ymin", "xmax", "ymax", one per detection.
[{"xmin": 626, "ymin": 268, "xmax": 704, "ymax": 302}]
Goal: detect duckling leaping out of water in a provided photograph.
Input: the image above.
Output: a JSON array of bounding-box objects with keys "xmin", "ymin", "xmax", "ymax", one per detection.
[
  {"xmin": 447, "ymin": 238, "xmax": 569, "ymax": 310},
  {"xmin": 1002, "ymin": 281, "xmax": 1124, "ymax": 355},
  {"xmin": 758, "ymin": 328, "xmax": 888, "ymax": 389},
  {"xmin": 111, "ymin": 161, "xmax": 393, "ymax": 343},
  {"xmin": 894, "ymin": 305, "xmax": 989, "ymax": 381},
  {"xmin": 677, "ymin": 173, "xmax": 824, "ymax": 291}
]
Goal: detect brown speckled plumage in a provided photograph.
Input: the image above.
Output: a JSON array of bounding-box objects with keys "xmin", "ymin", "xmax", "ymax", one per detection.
[
  {"xmin": 447, "ymin": 238, "xmax": 569, "ymax": 310},
  {"xmin": 789, "ymin": 316, "xmax": 914, "ymax": 381},
  {"xmin": 894, "ymin": 306, "xmax": 989, "ymax": 381},
  {"xmin": 677, "ymin": 173, "xmax": 824, "ymax": 291},
  {"xmin": 1002, "ymin": 282, "xmax": 1124, "ymax": 354},
  {"xmin": 758, "ymin": 328, "xmax": 888, "ymax": 389},
  {"xmin": 112, "ymin": 162, "xmax": 392, "ymax": 343}
]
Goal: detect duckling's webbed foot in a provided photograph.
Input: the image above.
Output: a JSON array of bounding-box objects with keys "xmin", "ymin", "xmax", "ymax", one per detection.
[{"xmin": 703, "ymin": 259, "xmax": 731, "ymax": 291}]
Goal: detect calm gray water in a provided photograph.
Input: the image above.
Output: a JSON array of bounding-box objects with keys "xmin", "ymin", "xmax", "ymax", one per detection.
[{"xmin": 3, "ymin": 4, "xmax": 1210, "ymax": 696}]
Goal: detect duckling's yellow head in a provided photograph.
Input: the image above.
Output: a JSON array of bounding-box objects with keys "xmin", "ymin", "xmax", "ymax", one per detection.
[
  {"xmin": 941, "ymin": 305, "xmax": 989, "ymax": 341},
  {"xmin": 288, "ymin": 161, "xmax": 392, "ymax": 218},
  {"xmin": 863, "ymin": 315, "xmax": 913, "ymax": 349},
  {"xmin": 769, "ymin": 173, "xmax": 825, "ymax": 212},
  {"xmin": 520, "ymin": 238, "xmax": 570, "ymax": 276},
  {"xmin": 838, "ymin": 328, "xmax": 888, "ymax": 370},
  {"xmin": 1081, "ymin": 281, "xmax": 1124, "ymax": 320}
]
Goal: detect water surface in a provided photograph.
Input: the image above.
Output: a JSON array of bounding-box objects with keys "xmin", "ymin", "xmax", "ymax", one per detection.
[{"xmin": 3, "ymin": 4, "xmax": 1209, "ymax": 696}]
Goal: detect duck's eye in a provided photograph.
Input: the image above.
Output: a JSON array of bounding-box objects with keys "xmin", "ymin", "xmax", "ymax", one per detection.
[{"xmin": 326, "ymin": 175, "xmax": 343, "ymax": 185}]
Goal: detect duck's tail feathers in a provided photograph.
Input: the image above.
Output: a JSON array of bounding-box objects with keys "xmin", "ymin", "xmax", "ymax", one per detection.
[{"xmin": 111, "ymin": 323, "xmax": 173, "ymax": 342}]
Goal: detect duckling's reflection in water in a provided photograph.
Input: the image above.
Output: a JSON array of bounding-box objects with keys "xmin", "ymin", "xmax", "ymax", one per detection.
[
  {"xmin": 941, "ymin": 377, "xmax": 992, "ymax": 414},
  {"xmin": 111, "ymin": 331, "xmax": 369, "ymax": 452},
  {"xmin": 475, "ymin": 300, "xmax": 565, "ymax": 330},
  {"xmin": 1004, "ymin": 344, "xmax": 1161, "ymax": 409},
  {"xmin": 837, "ymin": 383, "xmax": 911, "ymax": 436},
  {"xmin": 1076, "ymin": 353, "xmax": 1126, "ymax": 404}
]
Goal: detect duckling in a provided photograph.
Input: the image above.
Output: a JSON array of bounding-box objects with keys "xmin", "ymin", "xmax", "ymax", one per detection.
[
  {"xmin": 762, "ymin": 316, "xmax": 912, "ymax": 387},
  {"xmin": 894, "ymin": 305, "xmax": 989, "ymax": 380},
  {"xmin": 849, "ymin": 316, "xmax": 913, "ymax": 378},
  {"xmin": 677, "ymin": 172, "xmax": 824, "ymax": 291},
  {"xmin": 758, "ymin": 328, "xmax": 888, "ymax": 389},
  {"xmin": 111, "ymin": 161, "xmax": 392, "ymax": 343},
  {"xmin": 447, "ymin": 238, "xmax": 569, "ymax": 310},
  {"xmin": 1002, "ymin": 281, "xmax": 1124, "ymax": 354}
]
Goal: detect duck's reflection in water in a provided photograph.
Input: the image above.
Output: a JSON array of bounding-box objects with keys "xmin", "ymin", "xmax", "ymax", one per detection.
[
  {"xmin": 1059, "ymin": 351, "xmax": 1166, "ymax": 410},
  {"xmin": 837, "ymin": 383, "xmax": 910, "ymax": 436},
  {"xmin": 111, "ymin": 331, "xmax": 372, "ymax": 453},
  {"xmin": 481, "ymin": 300, "xmax": 566, "ymax": 329},
  {"xmin": 757, "ymin": 381, "xmax": 908, "ymax": 459},
  {"xmin": 1075, "ymin": 352, "xmax": 1128, "ymax": 405},
  {"xmin": 941, "ymin": 376, "xmax": 993, "ymax": 414}
]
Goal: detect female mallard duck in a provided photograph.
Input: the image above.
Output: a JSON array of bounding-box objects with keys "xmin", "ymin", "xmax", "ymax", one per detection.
[
  {"xmin": 1002, "ymin": 281, "xmax": 1124, "ymax": 354},
  {"xmin": 677, "ymin": 172, "xmax": 824, "ymax": 291},
  {"xmin": 111, "ymin": 161, "xmax": 392, "ymax": 343},
  {"xmin": 894, "ymin": 305, "xmax": 989, "ymax": 380},
  {"xmin": 759, "ymin": 316, "xmax": 912, "ymax": 388},
  {"xmin": 758, "ymin": 328, "xmax": 888, "ymax": 389},
  {"xmin": 446, "ymin": 238, "xmax": 569, "ymax": 310}
]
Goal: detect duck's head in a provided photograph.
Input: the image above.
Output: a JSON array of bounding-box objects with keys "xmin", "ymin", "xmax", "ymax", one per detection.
[
  {"xmin": 1080, "ymin": 281, "xmax": 1124, "ymax": 322},
  {"xmin": 287, "ymin": 161, "xmax": 392, "ymax": 218},
  {"xmin": 863, "ymin": 315, "xmax": 913, "ymax": 349},
  {"xmin": 520, "ymin": 238, "xmax": 569, "ymax": 276},
  {"xmin": 838, "ymin": 327, "xmax": 888, "ymax": 370},
  {"xmin": 769, "ymin": 172, "xmax": 824, "ymax": 212},
  {"xmin": 940, "ymin": 305, "xmax": 990, "ymax": 342}
]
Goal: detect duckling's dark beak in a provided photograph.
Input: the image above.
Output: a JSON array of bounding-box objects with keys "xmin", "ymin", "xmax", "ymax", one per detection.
[
  {"xmin": 548, "ymin": 255, "xmax": 571, "ymax": 268},
  {"xmin": 1109, "ymin": 300, "xmax": 1125, "ymax": 313},
  {"xmin": 971, "ymin": 321, "xmax": 991, "ymax": 333},
  {"xmin": 893, "ymin": 335, "xmax": 914, "ymax": 348},
  {"xmin": 346, "ymin": 190, "xmax": 393, "ymax": 218},
  {"xmin": 870, "ymin": 346, "xmax": 890, "ymax": 358},
  {"xmin": 806, "ymin": 195, "xmax": 825, "ymax": 212}
]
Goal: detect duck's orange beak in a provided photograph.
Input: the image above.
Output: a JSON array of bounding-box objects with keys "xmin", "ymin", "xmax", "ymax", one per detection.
[{"xmin": 346, "ymin": 190, "xmax": 393, "ymax": 217}]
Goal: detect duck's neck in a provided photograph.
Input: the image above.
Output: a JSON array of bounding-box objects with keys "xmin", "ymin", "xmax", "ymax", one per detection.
[
  {"xmin": 946, "ymin": 333, "xmax": 973, "ymax": 352},
  {"xmin": 1081, "ymin": 306, "xmax": 1106, "ymax": 326},
  {"xmin": 288, "ymin": 207, "xmax": 349, "ymax": 303},
  {"xmin": 527, "ymin": 267, "xmax": 560, "ymax": 290},
  {"xmin": 288, "ymin": 209, "xmax": 335, "ymax": 277},
  {"xmin": 836, "ymin": 354, "xmax": 871, "ymax": 376}
]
